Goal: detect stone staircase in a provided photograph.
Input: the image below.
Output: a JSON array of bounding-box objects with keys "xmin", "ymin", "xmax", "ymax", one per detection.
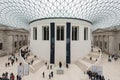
[
  {"xmin": 75, "ymin": 60, "xmax": 88, "ymax": 71},
  {"xmin": 82, "ymin": 57, "xmax": 96, "ymax": 64},
  {"xmin": 75, "ymin": 47, "xmax": 102, "ymax": 72},
  {"xmin": 25, "ymin": 54, "xmax": 45, "ymax": 73},
  {"xmin": 88, "ymin": 52, "xmax": 100, "ymax": 58},
  {"xmin": 20, "ymin": 46, "xmax": 45, "ymax": 73}
]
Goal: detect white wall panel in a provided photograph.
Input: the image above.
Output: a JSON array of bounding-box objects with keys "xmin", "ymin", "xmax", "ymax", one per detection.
[{"xmin": 30, "ymin": 18, "xmax": 91, "ymax": 64}]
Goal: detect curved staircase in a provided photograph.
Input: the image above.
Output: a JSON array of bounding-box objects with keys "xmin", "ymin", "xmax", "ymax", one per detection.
[
  {"xmin": 20, "ymin": 46, "xmax": 45, "ymax": 73},
  {"xmin": 75, "ymin": 47, "xmax": 102, "ymax": 72}
]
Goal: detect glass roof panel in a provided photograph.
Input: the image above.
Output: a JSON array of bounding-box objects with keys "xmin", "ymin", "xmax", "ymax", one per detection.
[{"xmin": 0, "ymin": 0, "xmax": 120, "ymax": 29}]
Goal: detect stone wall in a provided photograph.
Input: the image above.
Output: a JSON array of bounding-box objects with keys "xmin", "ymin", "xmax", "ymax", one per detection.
[
  {"xmin": 92, "ymin": 28, "xmax": 120, "ymax": 56},
  {"xmin": 0, "ymin": 25, "xmax": 29, "ymax": 56}
]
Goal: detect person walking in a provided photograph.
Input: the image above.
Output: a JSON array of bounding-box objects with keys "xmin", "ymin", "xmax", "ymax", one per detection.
[
  {"xmin": 17, "ymin": 75, "xmax": 21, "ymax": 80},
  {"xmin": 10, "ymin": 73, "xmax": 15, "ymax": 80},
  {"xmin": 42, "ymin": 72, "xmax": 45, "ymax": 78},
  {"xmin": 66, "ymin": 64, "xmax": 69, "ymax": 68},
  {"xmin": 59, "ymin": 61, "xmax": 62, "ymax": 68},
  {"xmin": 51, "ymin": 71, "xmax": 53, "ymax": 78},
  {"xmin": 49, "ymin": 73, "xmax": 51, "ymax": 79},
  {"xmin": 47, "ymin": 65, "xmax": 49, "ymax": 70},
  {"xmin": 50, "ymin": 65, "xmax": 52, "ymax": 69}
]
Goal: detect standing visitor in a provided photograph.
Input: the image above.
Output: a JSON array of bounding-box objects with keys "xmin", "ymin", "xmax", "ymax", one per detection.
[
  {"xmin": 51, "ymin": 71, "xmax": 53, "ymax": 78},
  {"xmin": 50, "ymin": 65, "xmax": 52, "ymax": 69},
  {"xmin": 59, "ymin": 61, "xmax": 62, "ymax": 68},
  {"xmin": 49, "ymin": 73, "xmax": 51, "ymax": 79},
  {"xmin": 10, "ymin": 73, "xmax": 15, "ymax": 80},
  {"xmin": 42, "ymin": 72, "xmax": 45, "ymax": 78},
  {"xmin": 47, "ymin": 65, "xmax": 49, "ymax": 70},
  {"xmin": 17, "ymin": 75, "xmax": 21, "ymax": 80},
  {"xmin": 45, "ymin": 62, "xmax": 47, "ymax": 66}
]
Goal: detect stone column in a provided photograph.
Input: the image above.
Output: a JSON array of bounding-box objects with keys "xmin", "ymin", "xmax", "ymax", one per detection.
[
  {"xmin": 17, "ymin": 35, "xmax": 19, "ymax": 50},
  {"xmin": 107, "ymin": 35, "xmax": 109, "ymax": 54},
  {"xmin": 26, "ymin": 35, "xmax": 28, "ymax": 45},
  {"xmin": 93, "ymin": 36, "xmax": 96, "ymax": 46},
  {"xmin": 12, "ymin": 35, "xmax": 15, "ymax": 53},
  {"xmin": 98, "ymin": 35, "xmax": 100, "ymax": 48},
  {"xmin": 108, "ymin": 35, "xmax": 114, "ymax": 54},
  {"xmin": 18, "ymin": 35, "xmax": 20, "ymax": 48},
  {"xmin": 21, "ymin": 35, "xmax": 23, "ymax": 47},
  {"xmin": 102, "ymin": 35, "xmax": 105, "ymax": 52},
  {"xmin": 96, "ymin": 36, "xmax": 98, "ymax": 46}
]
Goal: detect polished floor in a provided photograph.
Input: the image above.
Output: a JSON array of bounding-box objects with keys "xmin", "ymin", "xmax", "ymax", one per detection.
[
  {"xmin": 0, "ymin": 52, "xmax": 120, "ymax": 80},
  {"xmin": 98, "ymin": 53, "xmax": 120, "ymax": 80}
]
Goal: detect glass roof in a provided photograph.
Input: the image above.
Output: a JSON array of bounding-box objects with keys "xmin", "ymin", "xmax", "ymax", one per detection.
[{"xmin": 0, "ymin": 0, "xmax": 120, "ymax": 29}]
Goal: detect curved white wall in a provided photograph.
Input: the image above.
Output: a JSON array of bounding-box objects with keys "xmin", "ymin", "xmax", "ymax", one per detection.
[{"xmin": 30, "ymin": 18, "xmax": 92, "ymax": 64}]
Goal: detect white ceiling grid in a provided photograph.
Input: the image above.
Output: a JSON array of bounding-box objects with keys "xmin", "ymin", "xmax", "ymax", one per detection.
[{"xmin": 0, "ymin": 0, "xmax": 120, "ymax": 28}]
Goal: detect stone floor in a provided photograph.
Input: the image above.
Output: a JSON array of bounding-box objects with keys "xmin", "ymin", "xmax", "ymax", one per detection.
[
  {"xmin": 99, "ymin": 53, "xmax": 120, "ymax": 80},
  {"xmin": 0, "ymin": 53, "xmax": 120, "ymax": 80},
  {"xmin": 0, "ymin": 53, "xmax": 21, "ymax": 79}
]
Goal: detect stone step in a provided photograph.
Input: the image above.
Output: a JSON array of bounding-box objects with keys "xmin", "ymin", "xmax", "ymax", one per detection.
[
  {"xmin": 29, "ymin": 60, "xmax": 45, "ymax": 73},
  {"xmin": 25, "ymin": 57, "xmax": 39, "ymax": 63},
  {"xmin": 85, "ymin": 56, "xmax": 97, "ymax": 61},
  {"xmin": 82, "ymin": 57, "xmax": 96, "ymax": 64},
  {"xmin": 27, "ymin": 55, "xmax": 35, "ymax": 60},
  {"xmin": 88, "ymin": 53, "xmax": 99, "ymax": 58},
  {"xmin": 75, "ymin": 61, "xmax": 88, "ymax": 71}
]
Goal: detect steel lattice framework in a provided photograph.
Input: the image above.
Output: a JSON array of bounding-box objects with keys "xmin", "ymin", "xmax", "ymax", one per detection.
[{"xmin": 0, "ymin": 0, "xmax": 120, "ymax": 29}]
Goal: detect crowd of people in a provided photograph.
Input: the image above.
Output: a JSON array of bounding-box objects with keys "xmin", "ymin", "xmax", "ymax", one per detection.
[
  {"xmin": 0, "ymin": 46, "xmax": 31, "ymax": 80},
  {"xmin": 21, "ymin": 47, "xmax": 38, "ymax": 66},
  {"xmin": 21, "ymin": 47, "xmax": 36, "ymax": 65},
  {"xmin": 87, "ymin": 70, "xmax": 105, "ymax": 80},
  {"xmin": 1, "ymin": 53, "xmax": 22, "ymax": 80},
  {"xmin": 21, "ymin": 47, "xmax": 30, "ymax": 60},
  {"xmin": 0, "ymin": 72, "xmax": 21, "ymax": 80},
  {"xmin": 5, "ymin": 54, "xmax": 18, "ymax": 67},
  {"xmin": 108, "ymin": 53, "xmax": 119, "ymax": 62},
  {"xmin": 0, "ymin": 72, "xmax": 9, "ymax": 80}
]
